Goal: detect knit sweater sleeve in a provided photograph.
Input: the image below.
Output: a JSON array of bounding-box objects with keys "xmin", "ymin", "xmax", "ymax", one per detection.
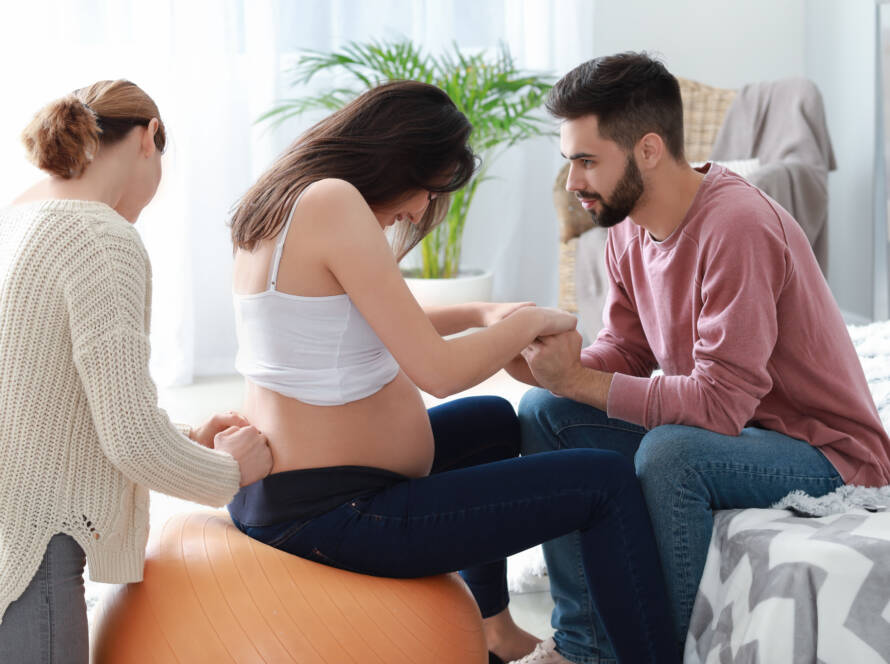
[{"xmin": 63, "ymin": 216, "xmax": 240, "ymax": 506}]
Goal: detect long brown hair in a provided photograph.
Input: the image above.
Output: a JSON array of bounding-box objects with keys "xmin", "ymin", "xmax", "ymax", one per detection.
[
  {"xmin": 230, "ymin": 80, "xmax": 476, "ymax": 258},
  {"xmin": 21, "ymin": 80, "xmax": 166, "ymax": 179}
]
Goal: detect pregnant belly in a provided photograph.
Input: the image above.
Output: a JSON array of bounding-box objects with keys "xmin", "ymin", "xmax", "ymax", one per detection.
[{"xmin": 243, "ymin": 371, "xmax": 435, "ymax": 478}]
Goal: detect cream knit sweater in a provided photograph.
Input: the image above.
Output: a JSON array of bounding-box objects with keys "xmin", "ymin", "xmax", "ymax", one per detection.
[{"xmin": 0, "ymin": 200, "xmax": 241, "ymax": 625}]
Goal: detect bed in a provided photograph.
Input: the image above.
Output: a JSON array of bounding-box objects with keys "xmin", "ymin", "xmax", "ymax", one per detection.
[{"xmin": 685, "ymin": 320, "xmax": 890, "ymax": 663}]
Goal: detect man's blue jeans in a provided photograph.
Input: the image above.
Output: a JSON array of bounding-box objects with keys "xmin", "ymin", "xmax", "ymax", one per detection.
[{"xmin": 518, "ymin": 388, "xmax": 844, "ymax": 664}]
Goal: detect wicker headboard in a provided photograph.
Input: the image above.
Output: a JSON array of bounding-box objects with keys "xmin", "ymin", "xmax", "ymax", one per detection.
[
  {"xmin": 555, "ymin": 77, "xmax": 736, "ymax": 312},
  {"xmin": 678, "ymin": 77, "xmax": 738, "ymax": 163}
]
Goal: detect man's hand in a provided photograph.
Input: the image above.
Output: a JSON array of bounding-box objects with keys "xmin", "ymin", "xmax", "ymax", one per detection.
[
  {"xmin": 521, "ymin": 330, "xmax": 585, "ymax": 397},
  {"xmin": 190, "ymin": 411, "xmax": 250, "ymax": 449},
  {"xmin": 522, "ymin": 330, "xmax": 613, "ymax": 409},
  {"xmin": 214, "ymin": 425, "xmax": 274, "ymax": 487}
]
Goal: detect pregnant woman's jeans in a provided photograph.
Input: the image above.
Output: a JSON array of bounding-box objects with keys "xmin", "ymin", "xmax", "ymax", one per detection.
[{"xmin": 230, "ymin": 396, "xmax": 680, "ymax": 663}]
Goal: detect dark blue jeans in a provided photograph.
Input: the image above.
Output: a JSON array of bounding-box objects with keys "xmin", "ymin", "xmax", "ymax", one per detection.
[{"xmin": 231, "ymin": 396, "xmax": 679, "ymax": 664}]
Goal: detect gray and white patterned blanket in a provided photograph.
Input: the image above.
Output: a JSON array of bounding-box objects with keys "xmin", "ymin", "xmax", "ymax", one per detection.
[
  {"xmin": 686, "ymin": 509, "xmax": 890, "ymax": 663},
  {"xmin": 686, "ymin": 320, "xmax": 890, "ymax": 663}
]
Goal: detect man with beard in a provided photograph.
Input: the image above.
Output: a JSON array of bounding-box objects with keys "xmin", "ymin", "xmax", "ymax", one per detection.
[{"xmin": 508, "ymin": 52, "xmax": 890, "ymax": 664}]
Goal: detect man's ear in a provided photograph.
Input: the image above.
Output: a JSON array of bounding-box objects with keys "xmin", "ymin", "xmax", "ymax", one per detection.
[
  {"xmin": 141, "ymin": 118, "xmax": 160, "ymax": 157},
  {"xmin": 636, "ymin": 132, "xmax": 665, "ymax": 169}
]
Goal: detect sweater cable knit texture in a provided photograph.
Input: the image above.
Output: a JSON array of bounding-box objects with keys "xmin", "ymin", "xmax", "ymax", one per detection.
[{"xmin": 0, "ymin": 200, "xmax": 240, "ymax": 625}]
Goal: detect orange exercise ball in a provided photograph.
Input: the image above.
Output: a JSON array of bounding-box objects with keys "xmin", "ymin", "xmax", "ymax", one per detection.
[{"xmin": 90, "ymin": 510, "xmax": 487, "ymax": 663}]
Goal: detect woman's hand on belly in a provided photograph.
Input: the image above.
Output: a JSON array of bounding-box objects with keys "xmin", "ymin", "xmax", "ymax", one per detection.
[{"xmin": 189, "ymin": 411, "xmax": 250, "ymax": 448}]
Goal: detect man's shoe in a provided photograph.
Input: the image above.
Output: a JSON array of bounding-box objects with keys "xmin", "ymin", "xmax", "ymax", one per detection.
[{"xmin": 507, "ymin": 637, "xmax": 575, "ymax": 664}]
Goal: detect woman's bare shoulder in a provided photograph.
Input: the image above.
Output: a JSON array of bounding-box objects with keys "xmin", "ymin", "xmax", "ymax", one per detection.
[
  {"xmin": 301, "ymin": 178, "xmax": 367, "ymax": 210},
  {"xmin": 296, "ymin": 178, "xmax": 378, "ymax": 236}
]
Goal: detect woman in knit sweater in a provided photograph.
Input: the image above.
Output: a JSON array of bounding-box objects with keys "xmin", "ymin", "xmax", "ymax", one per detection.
[
  {"xmin": 0, "ymin": 80, "xmax": 273, "ymax": 663},
  {"xmin": 227, "ymin": 81, "xmax": 679, "ymax": 664}
]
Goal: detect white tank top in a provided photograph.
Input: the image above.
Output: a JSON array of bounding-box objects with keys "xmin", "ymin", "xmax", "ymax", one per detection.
[{"xmin": 233, "ymin": 188, "xmax": 400, "ymax": 406}]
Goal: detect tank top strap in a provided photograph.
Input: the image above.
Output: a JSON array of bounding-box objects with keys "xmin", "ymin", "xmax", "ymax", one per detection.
[{"xmin": 268, "ymin": 187, "xmax": 310, "ymax": 291}]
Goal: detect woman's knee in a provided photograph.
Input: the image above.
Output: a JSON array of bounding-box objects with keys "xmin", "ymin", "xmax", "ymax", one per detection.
[
  {"xmin": 554, "ymin": 448, "xmax": 638, "ymax": 496},
  {"xmin": 589, "ymin": 448, "xmax": 637, "ymax": 488},
  {"xmin": 477, "ymin": 395, "xmax": 521, "ymax": 457},
  {"xmin": 429, "ymin": 395, "xmax": 521, "ymax": 463},
  {"xmin": 433, "ymin": 395, "xmax": 518, "ymax": 437},
  {"xmin": 458, "ymin": 395, "xmax": 517, "ymax": 432}
]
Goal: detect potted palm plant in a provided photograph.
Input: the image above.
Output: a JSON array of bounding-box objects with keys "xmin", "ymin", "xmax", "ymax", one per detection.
[{"xmin": 259, "ymin": 40, "xmax": 553, "ymax": 305}]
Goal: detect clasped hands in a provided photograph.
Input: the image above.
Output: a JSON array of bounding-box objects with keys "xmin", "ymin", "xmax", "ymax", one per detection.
[
  {"xmin": 515, "ymin": 313, "xmax": 612, "ymax": 411},
  {"xmin": 482, "ymin": 301, "xmax": 586, "ymax": 398},
  {"xmin": 520, "ymin": 327, "xmax": 586, "ymax": 397}
]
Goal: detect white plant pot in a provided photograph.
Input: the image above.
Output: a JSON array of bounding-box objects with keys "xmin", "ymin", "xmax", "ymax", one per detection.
[{"xmin": 404, "ymin": 269, "xmax": 494, "ymax": 307}]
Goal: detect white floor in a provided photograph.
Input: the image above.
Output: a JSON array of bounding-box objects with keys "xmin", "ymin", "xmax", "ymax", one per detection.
[{"xmin": 86, "ymin": 371, "xmax": 555, "ymax": 639}]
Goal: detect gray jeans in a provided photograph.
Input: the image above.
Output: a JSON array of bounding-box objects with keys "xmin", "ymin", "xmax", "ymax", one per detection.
[{"xmin": 0, "ymin": 533, "xmax": 88, "ymax": 664}]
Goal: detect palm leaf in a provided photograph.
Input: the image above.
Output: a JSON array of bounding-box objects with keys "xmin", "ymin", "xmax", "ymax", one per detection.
[{"xmin": 260, "ymin": 38, "xmax": 554, "ymax": 278}]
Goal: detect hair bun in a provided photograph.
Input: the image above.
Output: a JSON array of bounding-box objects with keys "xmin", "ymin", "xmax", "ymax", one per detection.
[{"xmin": 21, "ymin": 95, "xmax": 100, "ymax": 178}]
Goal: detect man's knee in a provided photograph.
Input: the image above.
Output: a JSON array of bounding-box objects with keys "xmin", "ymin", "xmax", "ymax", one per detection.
[
  {"xmin": 634, "ymin": 425, "xmax": 707, "ymax": 483},
  {"xmin": 517, "ymin": 388, "xmax": 563, "ymax": 454}
]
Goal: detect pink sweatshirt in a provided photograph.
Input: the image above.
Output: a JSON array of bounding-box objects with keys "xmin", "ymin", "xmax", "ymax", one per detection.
[{"xmin": 582, "ymin": 164, "xmax": 890, "ymax": 487}]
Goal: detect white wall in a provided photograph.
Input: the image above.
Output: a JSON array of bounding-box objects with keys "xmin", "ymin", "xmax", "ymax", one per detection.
[
  {"xmin": 589, "ymin": 0, "xmax": 881, "ymax": 321},
  {"xmin": 806, "ymin": 0, "xmax": 880, "ymax": 321},
  {"xmin": 591, "ymin": 0, "xmax": 806, "ymax": 90}
]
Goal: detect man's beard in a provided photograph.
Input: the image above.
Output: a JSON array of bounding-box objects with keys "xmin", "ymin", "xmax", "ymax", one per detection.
[{"xmin": 578, "ymin": 155, "xmax": 644, "ymax": 228}]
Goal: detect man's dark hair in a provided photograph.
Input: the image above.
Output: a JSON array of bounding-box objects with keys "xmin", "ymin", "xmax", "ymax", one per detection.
[{"xmin": 547, "ymin": 52, "xmax": 685, "ymax": 160}]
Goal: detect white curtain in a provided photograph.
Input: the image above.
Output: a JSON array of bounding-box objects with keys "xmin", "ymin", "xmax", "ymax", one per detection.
[{"xmin": 0, "ymin": 0, "xmax": 595, "ymax": 385}]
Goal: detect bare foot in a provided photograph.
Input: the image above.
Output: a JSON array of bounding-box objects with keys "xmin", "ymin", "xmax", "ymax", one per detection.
[{"xmin": 483, "ymin": 608, "xmax": 541, "ymax": 662}]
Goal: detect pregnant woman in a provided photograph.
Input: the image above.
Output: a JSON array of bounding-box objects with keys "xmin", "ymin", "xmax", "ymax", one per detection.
[{"xmin": 228, "ymin": 80, "xmax": 679, "ymax": 664}]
